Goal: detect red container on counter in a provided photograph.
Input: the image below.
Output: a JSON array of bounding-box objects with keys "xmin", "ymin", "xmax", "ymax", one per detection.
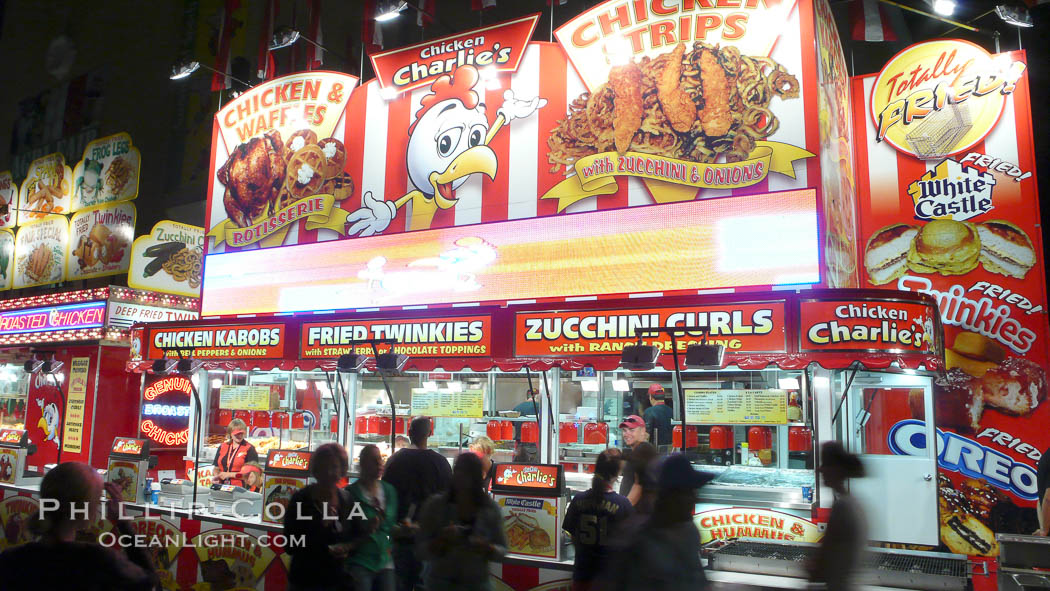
[
  {"xmin": 709, "ymin": 426, "xmax": 733, "ymax": 449},
  {"xmin": 217, "ymin": 409, "xmax": 233, "ymax": 427},
  {"xmin": 788, "ymin": 426, "xmax": 813, "ymax": 452},
  {"xmin": 673, "ymin": 425, "xmax": 699, "ymax": 448},
  {"xmin": 583, "ymin": 422, "xmax": 608, "ymax": 444},
  {"xmin": 329, "ymin": 415, "xmax": 338, "ymax": 433},
  {"xmin": 273, "ymin": 411, "xmax": 290, "ymax": 430},
  {"xmin": 521, "ymin": 421, "xmax": 539, "ymax": 443},
  {"xmin": 252, "ymin": 411, "xmax": 271, "ymax": 428},
  {"xmin": 233, "ymin": 410, "xmax": 251, "ymax": 425},
  {"xmin": 500, "ymin": 420, "xmax": 514, "ymax": 441},
  {"xmin": 354, "ymin": 415, "xmax": 367, "ymax": 435},
  {"xmin": 292, "ymin": 412, "xmax": 306, "ymax": 429},
  {"xmin": 374, "ymin": 416, "xmax": 392, "ymax": 436},
  {"xmin": 395, "ymin": 417, "xmax": 406, "ymax": 434},
  {"xmin": 748, "ymin": 426, "xmax": 773, "ymax": 450},
  {"xmin": 560, "ymin": 422, "xmax": 579, "ymax": 444},
  {"xmin": 488, "ymin": 420, "xmax": 503, "ymax": 441},
  {"xmin": 365, "ymin": 415, "xmax": 379, "ymax": 434}
]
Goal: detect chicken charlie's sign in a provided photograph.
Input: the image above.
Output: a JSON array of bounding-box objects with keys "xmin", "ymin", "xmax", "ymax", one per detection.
[{"xmin": 205, "ymin": 72, "xmax": 358, "ymax": 250}]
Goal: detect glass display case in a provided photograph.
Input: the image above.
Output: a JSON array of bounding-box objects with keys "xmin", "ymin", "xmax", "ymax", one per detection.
[
  {"xmin": 189, "ymin": 369, "xmax": 340, "ymax": 466},
  {"xmin": 0, "ymin": 363, "xmax": 29, "ymax": 430}
]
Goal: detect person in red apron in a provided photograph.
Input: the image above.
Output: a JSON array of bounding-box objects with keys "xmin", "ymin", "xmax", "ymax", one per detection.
[{"xmin": 212, "ymin": 419, "xmax": 259, "ymax": 487}]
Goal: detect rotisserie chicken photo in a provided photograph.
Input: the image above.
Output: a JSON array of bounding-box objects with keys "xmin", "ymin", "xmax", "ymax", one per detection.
[{"xmin": 217, "ymin": 129, "xmax": 289, "ymax": 228}]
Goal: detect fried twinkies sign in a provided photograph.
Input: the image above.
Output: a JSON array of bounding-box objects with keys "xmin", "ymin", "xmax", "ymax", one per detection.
[
  {"xmin": 370, "ymin": 15, "xmax": 539, "ymax": 97},
  {"xmin": 300, "ymin": 316, "xmax": 491, "ymax": 358},
  {"xmin": 556, "ymin": 0, "xmax": 796, "ymax": 92},
  {"xmin": 870, "ymin": 39, "xmax": 1026, "ymax": 159},
  {"xmin": 145, "ymin": 323, "xmax": 286, "ymax": 360},
  {"xmin": 799, "ymin": 299, "xmax": 936, "ymax": 353},
  {"xmin": 515, "ymin": 303, "xmax": 786, "ymax": 356}
]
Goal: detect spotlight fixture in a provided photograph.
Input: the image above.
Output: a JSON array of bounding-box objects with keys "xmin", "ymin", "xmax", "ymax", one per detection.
[
  {"xmin": 269, "ymin": 26, "xmax": 301, "ymax": 50},
  {"xmin": 996, "ymin": 4, "xmax": 1033, "ymax": 27},
  {"xmin": 375, "ymin": 352, "xmax": 408, "ymax": 374},
  {"xmin": 23, "ymin": 360, "xmax": 43, "ymax": 374},
  {"xmin": 620, "ymin": 343, "xmax": 660, "ymax": 371},
  {"xmin": 151, "ymin": 359, "xmax": 177, "ymax": 374},
  {"xmin": 932, "ymin": 0, "xmax": 955, "ymax": 16},
  {"xmin": 336, "ymin": 353, "xmax": 368, "ymax": 373},
  {"xmin": 41, "ymin": 360, "xmax": 64, "ymax": 374},
  {"xmin": 169, "ymin": 59, "xmax": 250, "ymax": 86},
  {"xmin": 685, "ymin": 343, "xmax": 725, "ymax": 370},
  {"xmin": 375, "ymin": 1, "xmax": 408, "ymax": 22}
]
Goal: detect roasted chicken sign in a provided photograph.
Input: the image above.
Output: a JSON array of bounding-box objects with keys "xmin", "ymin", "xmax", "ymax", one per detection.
[{"xmin": 206, "ymin": 72, "xmax": 358, "ymax": 250}]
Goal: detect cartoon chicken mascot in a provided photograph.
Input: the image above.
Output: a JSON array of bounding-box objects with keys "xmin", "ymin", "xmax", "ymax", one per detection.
[
  {"xmin": 36, "ymin": 396, "xmax": 61, "ymax": 448},
  {"xmin": 347, "ymin": 65, "xmax": 547, "ymax": 236}
]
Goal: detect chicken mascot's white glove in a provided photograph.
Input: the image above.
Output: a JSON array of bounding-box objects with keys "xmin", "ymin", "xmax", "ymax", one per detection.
[
  {"xmin": 346, "ymin": 191, "xmax": 396, "ymax": 237},
  {"xmin": 497, "ymin": 89, "xmax": 547, "ymax": 123}
]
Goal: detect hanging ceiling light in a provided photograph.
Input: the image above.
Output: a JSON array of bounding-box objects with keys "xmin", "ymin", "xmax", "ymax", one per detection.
[
  {"xmin": 375, "ymin": 1, "xmax": 408, "ymax": 22},
  {"xmin": 269, "ymin": 25, "xmax": 302, "ymax": 51},
  {"xmin": 169, "ymin": 59, "xmax": 250, "ymax": 86},
  {"xmin": 996, "ymin": 4, "xmax": 1033, "ymax": 27},
  {"xmin": 932, "ymin": 0, "xmax": 956, "ymax": 16}
]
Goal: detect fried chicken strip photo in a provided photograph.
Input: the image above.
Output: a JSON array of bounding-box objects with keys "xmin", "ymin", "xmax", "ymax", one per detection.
[
  {"xmin": 608, "ymin": 62, "xmax": 644, "ymax": 154},
  {"xmin": 658, "ymin": 44, "xmax": 697, "ymax": 133},
  {"xmin": 698, "ymin": 48, "xmax": 732, "ymax": 137}
]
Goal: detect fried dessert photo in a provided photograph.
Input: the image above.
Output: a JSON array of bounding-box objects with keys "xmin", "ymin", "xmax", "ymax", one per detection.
[
  {"xmin": 864, "ymin": 223, "xmax": 918, "ymax": 285},
  {"xmin": 216, "ymin": 129, "xmax": 289, "ymax": 227},
  {"xmin": 979, "ymin": 357, "xmax": 1047, "ymax": 416},
  {"xmin": 933, "ymin": 368, "xmax": 983, "ymax": 431},
  {"xmin": 548, "ymin": 41, "xmax": 800, "ymax": 171}
]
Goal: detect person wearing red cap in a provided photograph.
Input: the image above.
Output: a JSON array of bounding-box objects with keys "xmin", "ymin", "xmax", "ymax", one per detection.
[
  {"xmin": 617, "ymin": 415, "xmax": 651, "ymax": 503},
  {"xmin": 212, "ymin": 418, "xmax": 258, "ymax": 487},
  {"xmin": 643, "ymin": 384, "xmax": 673, "ymax": 449}
]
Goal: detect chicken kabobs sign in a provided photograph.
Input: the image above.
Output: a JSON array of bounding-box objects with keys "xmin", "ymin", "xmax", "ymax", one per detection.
[
  {"xmin": 206, "ymin": 72, "xmax": 358, "ymax": 251},
  {"xmin": 545, "ymin": 0, "xmax": 814, "ymax": 209}
]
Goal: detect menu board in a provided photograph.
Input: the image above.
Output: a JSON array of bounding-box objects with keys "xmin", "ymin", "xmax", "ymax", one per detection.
[
  {"xmin": 13, "ymin": 214, "xmax": 68, "ymax": 288},
  {"xmin": 0, "ymin": 172, "xmax": 16, "ymax": 230},
  {"xmin": 17, "ymin": 153, "xmax": 72, "ymax": 225},
  {"xmin": 219, "ymin": 385, "xmax": 280, "ymax": 411},
  {"xmin": 71, "ymin": 132, "xmax": 141, "ymax": 211},
  {"xmin": 410, "ymin": 388, "xmax": 483, "ymax": 418},
  {"xmin": 685, "ymin": 389, "xmax": 788, "ymax": 425},
  {"xmin": 61, "ymin": 357, "xmax": 91, "ymax": 454},
  {"xmin": 67, "ymin": 202, "xmax": 135, "ymax": 280},
  {"xmin": 128, "ymin": 220, "xmax": 204, "ymax": 297}
]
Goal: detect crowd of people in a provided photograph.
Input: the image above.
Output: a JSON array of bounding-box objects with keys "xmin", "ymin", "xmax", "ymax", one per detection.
[{"xmin": 0, "ymin": 411, "xmax": 870, "ymax": 591}]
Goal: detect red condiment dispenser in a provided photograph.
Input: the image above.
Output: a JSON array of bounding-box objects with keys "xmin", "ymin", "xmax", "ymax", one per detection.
[
  {"xmin": 217, "ymin": 409, "xmax": 233, "ymax": 427},
  {"xmin": 583, "ymin": 422, "xmax": 608, "ymax": 444},
  {"xmin": 487, "ymin": 420, "xmax": 502, "ymax": 441},
  {"xmin": 559, "ymin": 422, "xmax": 579, "ymax": 444},
  {"xmin": 375, "ymin": 416, "xmax": 392, "ymax": 436},
  {"xmin": 788, "ymin": 426, "xmax": 813, "ymax": 452},
  {"xmin": 747, "ymin": 426, "xmax": 772, "ymax": 450},
  {"xmin": 252, "ymin": 411, "xmax": 271, "ymax": 428},
  {"xmin": 709, "ymin": 426, "xmax": 733, "ymax": 449},
  {"xmin": 521, "ymin": 421, "xmax": 539, "ymax": 443},
  {"xmin": 500, "ymin": 420, "xmax": 514, "ymax": 441},
  {"xmin": 273, "ymin": 411, "xmax": 290, "ymax": 430}
]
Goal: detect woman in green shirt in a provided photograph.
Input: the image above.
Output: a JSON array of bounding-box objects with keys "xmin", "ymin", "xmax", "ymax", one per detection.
[{"xmin": 345, "ymin": 445, "xmax": 398, "ymax": 591}]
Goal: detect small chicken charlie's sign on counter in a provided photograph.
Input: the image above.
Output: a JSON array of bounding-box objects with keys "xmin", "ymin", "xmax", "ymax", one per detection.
[{"xmin": 205, "ymin": 71, "xmax": 358, "ymax": 251}]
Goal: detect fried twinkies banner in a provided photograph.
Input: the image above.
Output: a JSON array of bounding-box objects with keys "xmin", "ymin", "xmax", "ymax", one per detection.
[
  {"xmin": 854, "ymin": 43, "xmax": 1048, "ymax": 555},
  {"xmin": 205, "ymin": 72, "xmax": 358, "ymax": 251}
]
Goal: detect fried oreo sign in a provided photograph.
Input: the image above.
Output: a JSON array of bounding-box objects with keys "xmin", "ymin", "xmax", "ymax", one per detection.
[{"xmin": 871, "ymin": 40, "xmax": 1026, "ymax": 159}]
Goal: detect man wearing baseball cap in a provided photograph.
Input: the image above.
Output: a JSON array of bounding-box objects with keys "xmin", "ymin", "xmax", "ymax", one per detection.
[
  {"xmin": 604, "ymin": 454, "xmax": 714, "ymax": 591},
  {"xmin": 617, "ymin": 414, "xmax": 649, "ymax": 498},
  {"xmin": 643, "ymin": 383, "xmax": 673, "ymax": 449}
]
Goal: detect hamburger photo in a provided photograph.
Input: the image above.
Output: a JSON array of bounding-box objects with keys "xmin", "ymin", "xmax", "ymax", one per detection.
[
  {"xmin": 975, "ymin": 220, "xmax": 1036, "ymax": 279},
  {"xmin": 863, "ymin": 223, "xmax": 918, "ymax": 285},
  {"xmin": 906, "ymin": 219, "xmax": 980, "ymax": 276}
]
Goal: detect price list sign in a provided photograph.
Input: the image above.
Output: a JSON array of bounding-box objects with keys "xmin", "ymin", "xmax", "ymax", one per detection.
[
  {"xmin": 410, "ymin": 388, "xmax": 484, "ymax": 418},
  {"xmin": 685, "ymin": 389, "xmax": 788, "ymax": 425}
]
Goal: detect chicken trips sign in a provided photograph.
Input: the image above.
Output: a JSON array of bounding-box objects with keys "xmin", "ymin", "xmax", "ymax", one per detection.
[{"xmin": 855, "ymin": 43, "xmax": 1048, "ymax": 555}]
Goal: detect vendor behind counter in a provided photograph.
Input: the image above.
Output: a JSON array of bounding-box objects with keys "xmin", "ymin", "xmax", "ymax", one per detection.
[{"xmin": 212, "ymin": 419, "xmax": 259, "ymax": 487}]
